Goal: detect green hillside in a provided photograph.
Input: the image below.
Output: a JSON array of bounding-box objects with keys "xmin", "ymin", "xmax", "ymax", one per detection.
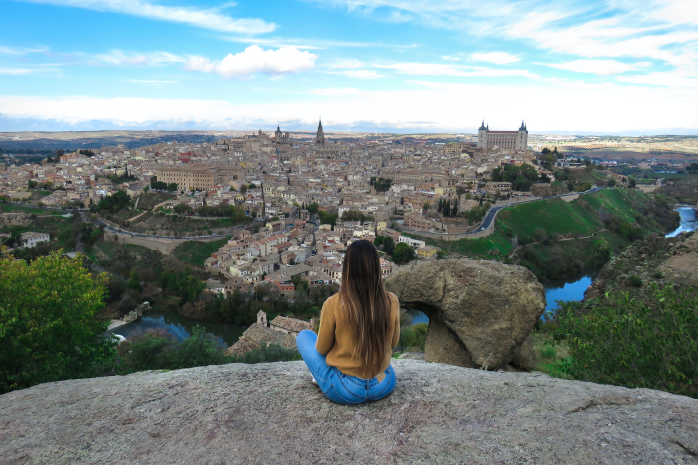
[{"xmin": 410, "ymin": 189, "xmax": 678, "ymax": 279}]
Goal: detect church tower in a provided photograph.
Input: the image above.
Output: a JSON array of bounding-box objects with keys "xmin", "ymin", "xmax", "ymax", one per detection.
[{"xmin": 316, "ymin": 119, "xmax": 325, "ymax": 146}]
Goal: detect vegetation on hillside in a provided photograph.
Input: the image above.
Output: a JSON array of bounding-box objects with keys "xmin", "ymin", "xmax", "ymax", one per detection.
[
  {"xmin": 172, "ymin": 237, "xmax": 230, "ymax": 266},
  {"xmin": 0, "ymin": 252, "xmax": 116, "ymax": 393},
  {"xmin": 552, "ymin": 284, "xmax": 698, "ymax": 399},
  {"xmin": 407, "ymin": 189, "xmax": 678, "ymax": 279}
]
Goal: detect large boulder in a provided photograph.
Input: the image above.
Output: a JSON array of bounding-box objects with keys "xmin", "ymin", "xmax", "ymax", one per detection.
[
  {"xmin": 385, "ymin": 259, "xmax": 545, "ymax": 370},
  {"xmin": 1, "ymin": 361, "xmax": 697, "ymax": 464}
]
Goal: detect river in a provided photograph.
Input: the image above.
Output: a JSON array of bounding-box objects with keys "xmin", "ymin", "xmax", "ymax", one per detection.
[
  {"xmin": 113, "ymin": 208, "xmax": 698, "ymax": 342},
  {"xmin": 113, "ymin": 312, "xmax": 244, "ymax": 347}
]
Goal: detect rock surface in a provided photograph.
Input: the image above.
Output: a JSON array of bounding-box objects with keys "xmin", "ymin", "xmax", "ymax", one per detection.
[
  {"xmin": 586, "ymin": 232, "xmax": 698, "ymax": 300},
  {"xmin": 2, "ymin": 361, "xmax": 698, "ymax": 464},
  {"xmin": 385, "ymin": 259, "xmax": 545, "ymax": 370}
]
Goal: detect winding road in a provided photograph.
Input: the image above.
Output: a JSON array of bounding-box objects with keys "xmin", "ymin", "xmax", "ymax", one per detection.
[
  {"xmin": 470, "ymin": 186, "xmax": 606, "ymax": 234},
  {"xmin": 5, "ymin": 201, "xmax": 259, "ymax": 241}
]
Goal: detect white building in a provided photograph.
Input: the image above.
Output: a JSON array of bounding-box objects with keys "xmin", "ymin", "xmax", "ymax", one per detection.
[
  {"xmin": 477, "ymin": 121, "xmax": 529, "ymax": 151},
  {"xmin": 398, "ymin": 236, "xmax": 426, "ymax": 249},
  {"xmin": 21, "ymin": 232, "xmax": 50, "ymax": 248}
]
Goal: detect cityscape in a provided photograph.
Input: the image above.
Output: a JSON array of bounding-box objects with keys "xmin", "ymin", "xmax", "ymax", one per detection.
[{"xmin": 1, "ymin": 0, "xmax": 697, "ymax": 462}]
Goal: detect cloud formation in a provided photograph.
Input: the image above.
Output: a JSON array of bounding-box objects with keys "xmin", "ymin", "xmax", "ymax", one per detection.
[
  {"xmin": 472, "ymin": 52, "xmax": 520, "ymax": 64},
  {"xmin": 185, "ymin": 46, "xmax": 317, "ymax": 78},
  {"xmin": 542, "ymin": 59, "xmax": 650, "ymax": 76},
  {"xmin": 24, "ymin": 0, "xmax": 276, "ymax": 34}
]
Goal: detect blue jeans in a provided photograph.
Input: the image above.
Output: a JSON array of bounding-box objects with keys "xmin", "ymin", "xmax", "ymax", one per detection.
[{"xmin": 296, "ymin": 330, "xmax": 397, "ymax": 405}]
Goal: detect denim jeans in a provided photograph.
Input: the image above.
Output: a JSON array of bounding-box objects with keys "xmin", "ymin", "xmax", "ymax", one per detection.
[{"xmin": 296, "ymin": 330, "xmax": 397, "ymax": 405}]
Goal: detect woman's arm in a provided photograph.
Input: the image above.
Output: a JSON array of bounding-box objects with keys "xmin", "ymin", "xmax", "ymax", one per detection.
[
  {"xmin": 391, "ymin": 294, "xmax": 401, "ymax": 349},
  {"xmin": 315, "ymin": 298, "xmax": 336, "ymax": 355}
]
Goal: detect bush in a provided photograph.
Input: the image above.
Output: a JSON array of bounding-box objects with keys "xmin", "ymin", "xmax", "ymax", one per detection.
[
  {"xmin": 554, "ymin": 284, "xmax": 698, "ymax": 398},
  {"xmin": 228, "ymin": 343, "xmax": 302, "ymax": 364},
  {"xmin": 398, "ymin": 323, "xmax": 428, "ymax": 350},
  {"xmin": 629, "ymin": 274, "xmax": 643, "ymax": 287},
  {"xmin": 118, "ymin": 325, "xmax": 228, "ymax": 374}
]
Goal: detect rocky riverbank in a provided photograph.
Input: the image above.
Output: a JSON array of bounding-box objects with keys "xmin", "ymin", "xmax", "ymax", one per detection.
[{"xmin": 585, "ymin": 231, "xmax": 698, "ymax": 300}]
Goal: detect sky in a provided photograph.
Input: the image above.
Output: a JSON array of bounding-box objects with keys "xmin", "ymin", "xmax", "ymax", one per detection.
[{"xmin": 0, "ymin": 0, "xmax": 697, "ymax": 135}]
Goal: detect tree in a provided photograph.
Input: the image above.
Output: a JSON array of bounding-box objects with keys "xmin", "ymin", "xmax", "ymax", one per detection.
[
  {"xmin": 143, "ymin": 185, "xmax": 149, "ymax": 194},
  {"xmin": 607, "ymin": 178, "xmax": 617, "ymax": 187},
  {"xmin": 319, "ymin": 211, "xmax": 338, "ymax": 226},
  {"xmin": 307, "ymin": 202, "xmax": 319, "ymax": 214},
  {"xmin": 95, "ymin": 190, "xmax": 131, "ymax": 213},
  {"xmin": 383, "ymin": 236, "xmax": 395, "ymax": 255},
  {"xmin": 127, "ymin": 269, "xmax": 142, "ymax": 291},
  {"xmin": 166, "ymin": 183, "xmax": 178, "ymax": 192},
  {"xmin": 423, "ymin": 202, "xmax": 431, "ymax": 211},
  {"xmin": 173, "ymin": 203, "xmax": 192, "ymax": 214},
  {"xmin": 0, "ymin": 252, "xmax": 115, "ymax": 393},
  {"xmin": 628, "ymin": 177, "xmax": 637, "ymax": 188},
  {"xmin": 392, "ymin": 242, "xmax": 416, "ymax": 264}
]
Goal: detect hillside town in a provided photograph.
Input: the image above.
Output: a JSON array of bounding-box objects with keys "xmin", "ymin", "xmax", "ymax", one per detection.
[{"xmin": 0, "ymin": 120, "xmax": 618, "ymax": 297}]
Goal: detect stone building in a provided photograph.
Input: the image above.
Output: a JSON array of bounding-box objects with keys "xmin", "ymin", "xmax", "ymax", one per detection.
[
  {"xmin": 477, "ymin": 121, "xmax": 529, "ymax": 151},
  {"xmin": 154, "ymin": 166, "xmax": 220, "ymax": 191},
  {"xmin": 224, "ymin": 311, "xmax": 314, "ymax": 357}
]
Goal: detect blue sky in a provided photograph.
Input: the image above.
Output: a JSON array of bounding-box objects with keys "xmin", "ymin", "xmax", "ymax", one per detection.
[{"xmin": 0, "ymin": 0, "xmax": 697, "ymax": 134}]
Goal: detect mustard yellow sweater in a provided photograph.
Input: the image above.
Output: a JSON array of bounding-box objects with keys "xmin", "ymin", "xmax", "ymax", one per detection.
[{"xmin": 316, "ymin": 292, "xmax": 401, "ymax": 380}]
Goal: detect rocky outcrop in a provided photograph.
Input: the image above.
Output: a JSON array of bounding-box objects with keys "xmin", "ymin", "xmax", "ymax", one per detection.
[
  {"xmin": 385, "ymin": 259, "xmax": 545, "ymax": 371},
  {"xmin": 1, "ymin": 360, "xmax": 697, "ymax": 464},
  {"xmin": 586, "ymin": 232, "xmax": 698, "ymax": 300}
]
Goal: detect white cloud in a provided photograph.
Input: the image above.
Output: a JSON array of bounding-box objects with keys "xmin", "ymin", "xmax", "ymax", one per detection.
[
  {"xmin": 377, "ymin": 62, "xmax": 538, "ymax": 78},
  {"xmin": 338, "ymin": 70, "xmax": 384, "ymax": 79},
  {"xmin": 0, "ymin": 45, "xmax": 49, "ymax": 55},
  {"xmin": 124, "ymin": 79, "xmax": 178, "ymax": 84},
  {"xmin": 617, "ymin": 70, "xmax": 698, "ymax": 88},
  {"xmin": 655, "ymin": 0, "xmax": 698, "ymax": 25},
  {"xmin": 311, "ymin": 88, "xmax": 366, "ymax": 96},
  {"xmin": 93, "ymin": 50, "xmax": 185, "ymax": 67},
  {"xmin": 5, "ymin": 74, "xmax": 696, "ymax": 133},
  {"xmin": 472, "ymin": 52, "xmax": 520, "ymax": 64},
  {"xmin": 0, "ymin": 68, "xmax": 38, "ymax": 75},
  {"xmin": 185, "ymin": 46, "xmax": 317, "ymax": 78},
  {"xmin": 24, "ymin": 0, "xmax": 275, "ymax": 34},
  {"xmin": 541, "ymin": 59, "xmax": 650, "ymax": 76}
]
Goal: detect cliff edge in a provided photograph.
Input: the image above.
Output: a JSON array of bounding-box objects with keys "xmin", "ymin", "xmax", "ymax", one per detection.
[{"xmin": 2, "ymin": 360, "xmax": 697, "ymax": 464}]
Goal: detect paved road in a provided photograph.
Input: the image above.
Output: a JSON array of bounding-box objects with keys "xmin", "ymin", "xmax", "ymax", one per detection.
[
  {"xmin": 5, "ymin": 201, "xmax": 259, "ymax": 241},
  {"xmin": 469, "ymin": 186, "xmax": 605, "ymax": 234}
]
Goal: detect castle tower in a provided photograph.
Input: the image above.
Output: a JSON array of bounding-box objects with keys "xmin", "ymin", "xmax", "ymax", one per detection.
[
  {"xmin": 517, "ymin": 120, "xmax": 529, "ymax": 151},
  {"xmin": 477, "ymin": 120, "xmax": 488, "ymax": 149},
  {"xmin": 316, "ymin": 119, "xmax": 325, "ymax": 146}
]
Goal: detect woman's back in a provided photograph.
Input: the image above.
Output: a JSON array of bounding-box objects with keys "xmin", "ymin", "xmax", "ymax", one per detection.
[
  {"xmin": 296, "ymin": 240, "xmax": 400, "ymax": 405},
  {"xmin": 316, "ymin": 291, "xmax": 400, "ymax": 380}
]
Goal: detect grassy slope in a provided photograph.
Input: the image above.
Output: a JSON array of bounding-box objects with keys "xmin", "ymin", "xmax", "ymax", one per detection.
[
  {"xmin": 410, "ymin": 188, "xmax": 661, "ymax": 262},
  {"xmin": 172, "ymin": 237, "xmax": 230, "ymax": 266}
]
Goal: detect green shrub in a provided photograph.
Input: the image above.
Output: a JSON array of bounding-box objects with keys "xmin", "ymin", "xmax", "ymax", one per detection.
[
  {"xmin": 117, "ymin": 325, "xmax": 227, "ymax": 374},
  {"xmin": 228, "ymin": 343, "xmax": 302, "ymax": 364},
  {"xmin": 629, "ymin": 274, "xmax": 643, "ymax": 287},
  {"xmin": 398, "ymin": 323, "xmax": 428, "ymax": 350},
  {"xmin": 554, "ymin": 284, "xmax": 698, "ymax": 398},
  {"xmin": 540, "ymin": 346, "xmax": 557, "ymax": 359}
]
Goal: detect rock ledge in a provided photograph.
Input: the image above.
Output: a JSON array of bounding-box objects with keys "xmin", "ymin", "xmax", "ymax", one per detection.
[{"xmin": 1, "ymin": 360, "xmax": 697, "ymax": 464}]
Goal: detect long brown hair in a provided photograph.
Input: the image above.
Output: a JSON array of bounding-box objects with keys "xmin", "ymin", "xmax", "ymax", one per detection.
[{"xmin": 339, "ymin": 240, "xmax": 391, "ymax": 368}]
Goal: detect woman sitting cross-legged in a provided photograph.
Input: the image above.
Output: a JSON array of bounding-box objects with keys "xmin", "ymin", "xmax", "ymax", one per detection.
[{"xmin": 296, "ymin": 240, "xmax": 400, "ymax": 405}]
